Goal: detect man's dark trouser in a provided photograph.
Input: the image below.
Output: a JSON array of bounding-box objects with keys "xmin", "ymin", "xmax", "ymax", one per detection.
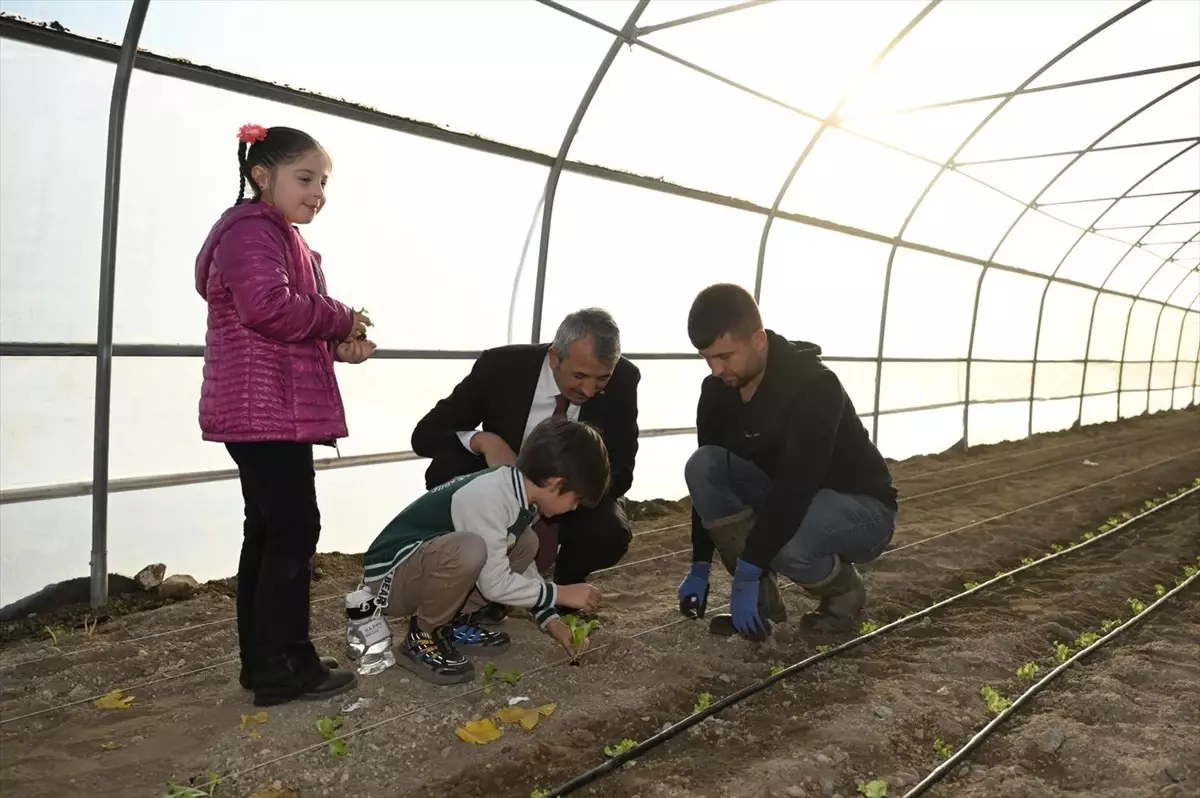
[
  {"xmin": 536, "ymin": 497, "xmax": 631, "ymax": 584},
  {"xmin": 684, "ymin": 445, "xmax": 896, "ymax": 585},
  {"xmin": 226, "ymin": 442, "xmax": 324, "ymax": 687}
]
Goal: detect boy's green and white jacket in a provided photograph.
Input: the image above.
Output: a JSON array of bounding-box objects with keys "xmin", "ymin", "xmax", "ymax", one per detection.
[{"xmin": 361, "ymin": 465, "xmax": 561, "ymax": 629}]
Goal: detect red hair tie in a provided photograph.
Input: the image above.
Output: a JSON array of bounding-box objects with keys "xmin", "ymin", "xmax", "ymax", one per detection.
[{"xmin": 237, "ymin": 123, "xmax": 268, "ymax": 144}]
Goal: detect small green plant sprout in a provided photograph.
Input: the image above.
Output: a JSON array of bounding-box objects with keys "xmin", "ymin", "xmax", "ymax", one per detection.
[
  {"xmin": 162, "ymin": 774, "xmax": 222, "ymax": 798},
  {"xmin": 1020, "ymin": 557, "xmax": 1036, "ymax": 568},
  {"xmin": 769, "ymin": 664, "xmax": 786, "ymax": 676},
  {"xmin": 604, "ymin": 738, "xmax": 637, "ymax": 757},
  {"xmin": 933, "ymin": 739, "xmax": 954, "ymax": 760},
  {"xmin": 1016, "ymin": 662, "xmax": 1039, "ymax": 681},
  {"xmin": 1080, "ymin": 531, "xmax": 1096, "ymax": 542},
  {"xmin": 1142, "ymin": 500, "xmax": 1155, "ymax": 512},
  {"xmin": 1099, "ymin": 618, "xmax": 1121, "ymax": 633},
  {"xmin": 815, "ymin": 644, "xmax": 831, "ymax": 653},
  {"xmin": 482, "ymin": 662, "xmax": 498, "ymax": 695},
  {"xmin": 1075, "ymin": 631, "xmax": 1100, "ymax": 648},
  {"xmin": 499, "ymin": 669, "xmax": 522, "ymax": 686},
  {"xmin": 1120, "ymin": 510, "xmax": 1133, "ymax": 520},
  {"xmin": 980, "ymin": 685, "xmax": 1012, "ymax": 716},
  {"xmin": 1127, "ymin": 597, "xmax": 1146, "ymax": 616},
  {"xmin": 963, "ymin": 580, "xmax": 980, "ymax": 590},
  {"xmin": 692, "ymin": 692, "xmax": 713, "ymax": 714},
  {"xmin": 1050, "ymin": 543, "xmax": 1064, "ymax": 555},
  {"xmin": 1053, "ymin": 640, "xmax": 1071, "ymax": 663},
  {"xmin": 1154, "ymin": 583, "xmax": 1167, "ymax": 598},
  {"xmin": 531, "ymin": 789, "xmax": 551, "ymax": 798},
  {"xmin": 562, "ymin": 614, "xmax": 602, "ymax": 663},
  {"xmin": 42, "ymin": 625, "xmax": 59, "ymax": 645},
  {"xmin": 315, "ymin": 715, "xmax": 349, "ymax": 758},
  {"xmin": 857, "ymin": 778, "xmax": 889, "ymax": 798},
  {"xmin": 858, "ymin": 620, "xmax": 879, "ymax": 635}
]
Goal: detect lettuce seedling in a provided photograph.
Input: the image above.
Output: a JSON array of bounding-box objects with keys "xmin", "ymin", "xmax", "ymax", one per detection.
[
  {"xmin": 562, "ymin": 614, "xmax": 601, "ymax": 664},
  {"xmin": 1127, "ymin": 597, "xmax": 1146, "ymax": 615},
  {"xmin": 692, "ymin": 692, "xmax": 713, "ymax": 714},
  {"xmin": 604, "ymin": 738, "xmax": 637, "ymax": 757},
  {"xmin": 1016, "ymin": 662, "xmax": 1039, "ymax": 681},
  {"xmin": 980, "ymin": 685, "xmax": 1011, "ymax": 715},
  {"xmin": 1075, "ymin": 631, "xmax": 1100, "ymax": 648},
  {"xmin": 1053, "ymin": 640, "xmax": 1070, "ymax": 663},
  {"xmin": 933, "ymin": 739, "xmax": 954, "ymax": 759},
  {"xmin": 315, "ymin": 715, "xmax": 348, "ymax": 758}
]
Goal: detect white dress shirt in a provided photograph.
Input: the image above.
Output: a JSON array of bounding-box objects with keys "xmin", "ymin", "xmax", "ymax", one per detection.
[{"xmin": 456, "ymin": 351, "xmax": 580, "ymax": 452}]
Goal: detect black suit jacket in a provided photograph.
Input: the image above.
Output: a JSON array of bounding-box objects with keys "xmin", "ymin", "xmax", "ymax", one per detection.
[{"xmin": 411, "ymin": 343, "xmax": 641, "ymax": 498}]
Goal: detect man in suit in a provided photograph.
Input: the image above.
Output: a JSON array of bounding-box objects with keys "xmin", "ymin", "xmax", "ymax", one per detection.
[{"xmin": 411, "ymin": 308, "xmax": 640, "ymax": 612}]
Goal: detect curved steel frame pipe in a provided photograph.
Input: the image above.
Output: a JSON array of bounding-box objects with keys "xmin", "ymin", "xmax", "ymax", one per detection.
[
  {"xmin": 90, "ymin": 0, "xmax": 150, "ymax": 609},
  {"xmin": 529, "ymin": 1, "xmax": 649, "ymax": 344},
  {"xmin": 868, "ymin": 0, "xmax": 1158, "ymax": 448}
]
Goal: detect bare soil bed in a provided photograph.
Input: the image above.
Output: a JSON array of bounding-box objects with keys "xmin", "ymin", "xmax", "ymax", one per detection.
[{"xmin": 1, "ymin": 409, "xmax": 1197, "ymax": 798}]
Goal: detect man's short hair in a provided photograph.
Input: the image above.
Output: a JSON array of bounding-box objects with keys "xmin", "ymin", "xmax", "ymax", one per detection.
[
  {"xmin": 687, "ymin": 283, "xmax": 763, "ymax": 350},
  {"xmin": 517, "ymin": 416, "xmax": 611, "ymax": 507},
  {"xmin": 552, "ymin": 308, "xmax": 621, "ymax": 363}
]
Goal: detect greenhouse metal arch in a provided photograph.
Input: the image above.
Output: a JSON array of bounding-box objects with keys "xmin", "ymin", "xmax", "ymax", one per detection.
[{"xmin": 0, "ymin": 0, "xmax": 1197, "ymax": 609}]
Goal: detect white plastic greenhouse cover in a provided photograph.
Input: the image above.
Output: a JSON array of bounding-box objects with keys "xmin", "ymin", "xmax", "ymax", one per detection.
[{"xmin": 0, "ymin": 0, "xmax": 1197, "ymax": 606}]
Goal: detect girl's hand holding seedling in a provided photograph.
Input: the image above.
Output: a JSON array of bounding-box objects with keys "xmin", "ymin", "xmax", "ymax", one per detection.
[
  {"xmin": 336, "ymin": 339, "xmax": 377, "ymax": 364},
  {"xmin": 557, "ymin": 583, "xmax": 601, "ymax": 613}
]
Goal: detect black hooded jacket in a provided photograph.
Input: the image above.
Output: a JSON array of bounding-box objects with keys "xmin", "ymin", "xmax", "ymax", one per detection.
[{"xmin": 691, "ymin": 330, "xmax": 898, "ymax": 570}]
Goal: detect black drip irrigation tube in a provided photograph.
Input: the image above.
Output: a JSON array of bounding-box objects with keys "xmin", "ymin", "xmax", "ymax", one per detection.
[
  {"xmin": 902, "ymin": 567, "xmax": 1198, "ymax": 797},
  {"xmin": 541, "ymin": 483, "xmax": 1200, "ymax": 797}
]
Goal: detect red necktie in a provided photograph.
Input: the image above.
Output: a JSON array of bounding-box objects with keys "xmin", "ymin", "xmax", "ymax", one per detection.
[{"xmin": 533, "ymin": 394, "xmax": 569, "ymax": 575}]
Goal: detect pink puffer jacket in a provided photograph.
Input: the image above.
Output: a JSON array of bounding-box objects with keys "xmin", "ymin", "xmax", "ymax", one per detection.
[{"xmin": 195, "ymin": 202, "xmax": 355, "ymax": 444}]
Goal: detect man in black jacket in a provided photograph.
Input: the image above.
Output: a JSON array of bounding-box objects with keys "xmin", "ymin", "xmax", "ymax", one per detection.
[
  {"xmin": 412, "ymin": 308, "xmax": 639, "ymax": 599},
  {"xmin": 676, "ymin": 283, "xmax": 898, "ymax": 639}
]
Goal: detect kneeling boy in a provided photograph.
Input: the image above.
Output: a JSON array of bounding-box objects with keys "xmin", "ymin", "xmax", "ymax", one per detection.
[{"xmin": 344, "ymin": 416, "xmax": 608, "ymax": 684}]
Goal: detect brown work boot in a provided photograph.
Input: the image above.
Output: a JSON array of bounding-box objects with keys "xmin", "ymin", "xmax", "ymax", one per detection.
[
  {"xmin": 704, "ymin": 509, "xmax": 787, "ymax": 638},
  {"xmin": 796, "ymin": 556, "xmax": 866, "ymax": 634}
]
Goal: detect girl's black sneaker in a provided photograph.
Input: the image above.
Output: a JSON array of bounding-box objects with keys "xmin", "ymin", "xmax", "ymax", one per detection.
[{"xmin": 398, "ymin": 617, "xmax": 474, "ymax": 685}]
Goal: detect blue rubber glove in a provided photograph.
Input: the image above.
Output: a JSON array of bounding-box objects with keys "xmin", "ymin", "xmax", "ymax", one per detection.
[
  {"xmin": 731, "ymin": 559, "xmax": 767, "ymax": 637},
  {"xmin": 677, "ymin": 562, "xmax": 711, "ymax": 618}
]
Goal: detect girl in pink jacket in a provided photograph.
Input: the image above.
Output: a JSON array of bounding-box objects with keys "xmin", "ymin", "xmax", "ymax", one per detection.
[{"xmin": 195, "ymin": 123, "xmax": 372, "ymax": 706}]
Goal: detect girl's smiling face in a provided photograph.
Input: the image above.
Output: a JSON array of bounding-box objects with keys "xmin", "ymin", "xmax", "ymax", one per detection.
[{"xmin": 251, "ymin": 148, "xmax": 331, "ymax": 225}]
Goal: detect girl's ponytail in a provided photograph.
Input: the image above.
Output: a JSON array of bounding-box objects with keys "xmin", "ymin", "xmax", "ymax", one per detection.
[
  {"xmin": 236, "ymin": 140, "xmax": 250, "ymax": 205},
  {"xmin": 235, "ymin": 123, "xmax": 269, "ymax": 205}
]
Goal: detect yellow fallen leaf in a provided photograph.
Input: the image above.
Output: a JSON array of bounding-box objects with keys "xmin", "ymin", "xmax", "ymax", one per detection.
[
  {"xmin": 537, "ymin": 703, "xmax": 556, "ymax": 717},
  {"xmin": 455, "ymin": 718, "xmax": 503, "ymax": 744},
  {"xmin": 240, "ymin": 711, "xmax": 269, "ymax": 730},
  {"xmin": 495, "ymin": 706, "xmax": 542, "ymax": 731},
  {"xmin": 94, "ymin": 689, "xmax": 134, "ymax": 710}
]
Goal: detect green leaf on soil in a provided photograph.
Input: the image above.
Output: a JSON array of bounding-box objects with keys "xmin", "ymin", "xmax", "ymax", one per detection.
[
  {"xmin": 1052, "ymin": 641, "xmax": 1070, "ymax": 663},
  {"xmin": 315, "ymin": 715, "xmax": 349, "ymax": 757},
  {"xmin": 604, "ymin": 738, "xmax": 637, "ymax": 757},
  {"xmin": 980, "ymin": 685, "xmax": 1011, "ymax": 715},
  {"xmin": 933, "ymin": 739, "xmax": 954, "ymax": 759},
  {"xmin": 1127, "ymin": 597, "xmax": 1146, "ymax": 615},
  {"xmin": 858, "ymin": 621, "xmax": 878, "ymax": 635},
  {"xmin": 857, "ymin": 778, "xmax": 888, "ymax": 797},
  {"xmin": 531, "ymin": 790, "xmax": 551, "ymax": 798},
  {"xmin": 692, "ymin": 692, "xmax": 712, "ymax": 714},
  {"xmin": 1075, "ymin": 631, "xmax": 1100, "ymax": 648},
  {"xmin": 1016, "ymin": 662, "xmax": 1039, "ymax": 681}
]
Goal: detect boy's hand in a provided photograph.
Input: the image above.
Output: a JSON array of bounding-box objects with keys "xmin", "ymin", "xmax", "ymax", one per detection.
[
  {"xmin": 547, "ymin": 617, "xmax": 590, "ymax": 659},
  {"xmin": 557, "ymin": 583, "xmax": 601, "ymax": 613}
]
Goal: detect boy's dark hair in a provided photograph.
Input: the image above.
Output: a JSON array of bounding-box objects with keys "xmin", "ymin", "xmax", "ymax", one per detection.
[
  {"xmin": 237, "ymin": 126, "xmax": 326, "ymax": 205},
  {"xmin": 687, "ymin": 282, "xmax": 764, "ymax": 350},
  {"xmin": 517, "ymin": 416, "xmax": 611, "ymax": 508}
]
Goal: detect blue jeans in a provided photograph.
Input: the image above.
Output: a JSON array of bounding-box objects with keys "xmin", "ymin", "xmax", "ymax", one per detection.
[{"xmin": 684, "ymin": 445, "xmax": 897, "ymax": 584}]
